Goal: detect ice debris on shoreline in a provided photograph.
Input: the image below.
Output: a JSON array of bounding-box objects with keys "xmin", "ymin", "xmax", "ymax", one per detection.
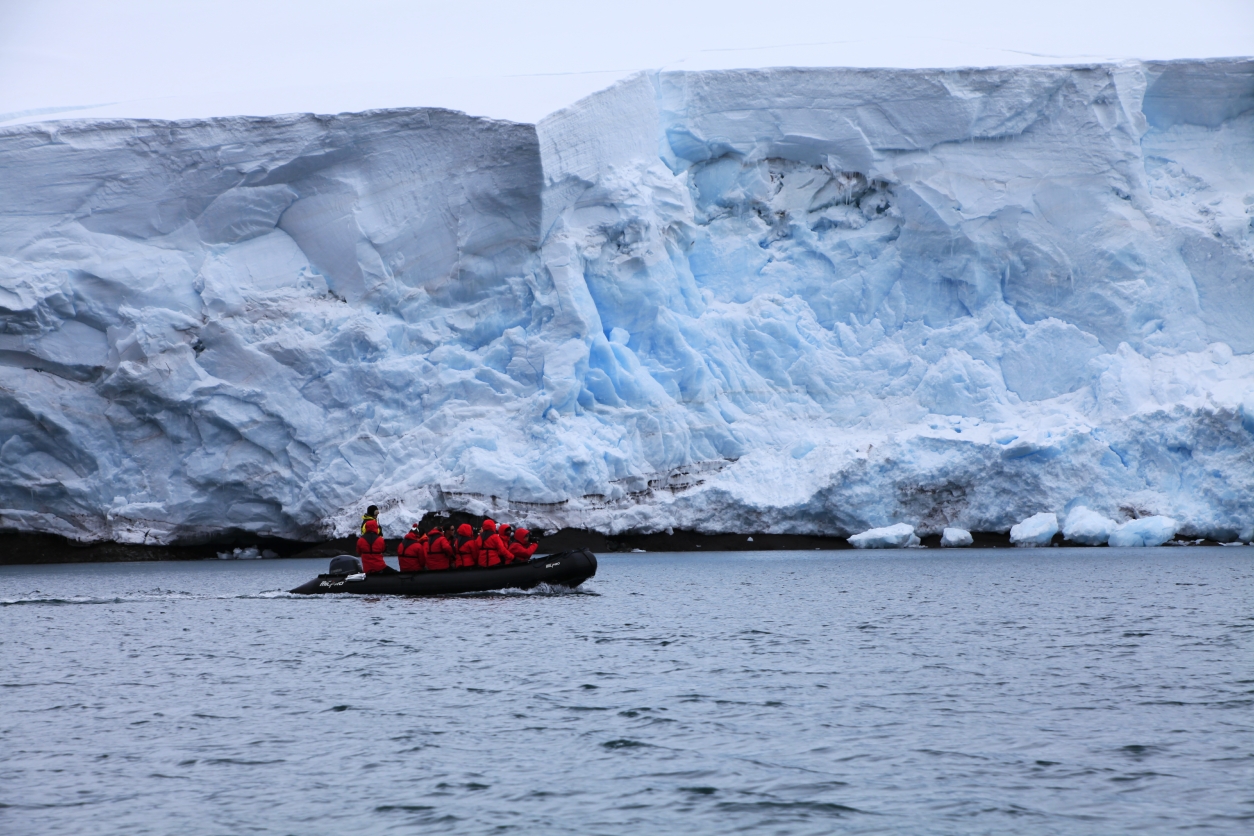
[
  {"xmin": 849, "ymin": 523, "xmax": 920, "ymax": 549},
  {"xmin": 941, "ymin": 528, "xmax": 974, "ymax": 548},
  {"xmin": 1010, "ymin": 513, "xmax": 1060, "ymax": 547},
  {"xmin": 0, "ymin": 59, "xmax": 1252, "ymax": 545},
  {"xmin": 1108, "ymin": 516, "xmax": 1178, "ymax": 548},
  {"xmin": 1062, "ymin": 507, "xmax": 1118, "ymax": 545},
  {"xmin": 1003, "ymin": 508, "xmax": 1182, "ymax": 547}
]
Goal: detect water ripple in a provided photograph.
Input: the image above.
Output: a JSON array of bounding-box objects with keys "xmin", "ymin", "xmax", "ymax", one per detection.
[{"xmin": 1, "ymin": 548, "xmax": 1251, "ymax": 834}]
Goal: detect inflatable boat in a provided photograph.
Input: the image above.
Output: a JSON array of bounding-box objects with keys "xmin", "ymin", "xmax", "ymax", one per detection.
[{"xmin": 289, "ymin": 549, "xmax": 597, "ymax": 596}]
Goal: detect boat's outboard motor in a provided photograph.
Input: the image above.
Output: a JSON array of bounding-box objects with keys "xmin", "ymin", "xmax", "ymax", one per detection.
[{"xmin": 328, "ymin": 555, "xmax": 362, "ymax": 575}]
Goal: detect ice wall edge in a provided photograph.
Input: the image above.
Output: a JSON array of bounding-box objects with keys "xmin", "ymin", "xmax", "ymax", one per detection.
[{"xmin": 1, "ymin": 60, "xmax": 1252, "ymax": 544}]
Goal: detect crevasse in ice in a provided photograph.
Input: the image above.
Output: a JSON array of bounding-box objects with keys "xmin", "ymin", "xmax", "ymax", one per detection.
[{"xmin": 1, "ymin": 59, "xmax": 1252, "ymax": 544}]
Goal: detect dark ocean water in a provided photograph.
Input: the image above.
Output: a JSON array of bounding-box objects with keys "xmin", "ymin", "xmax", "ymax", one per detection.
[{"xmin": 1, "ymin": 547, "xmax": 1252, "ymax": 835}]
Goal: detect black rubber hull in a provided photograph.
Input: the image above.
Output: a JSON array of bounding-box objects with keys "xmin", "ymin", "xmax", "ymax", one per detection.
[{"xmin": 289, "ymin": 549, "xmax": 597, "ymax": 596}]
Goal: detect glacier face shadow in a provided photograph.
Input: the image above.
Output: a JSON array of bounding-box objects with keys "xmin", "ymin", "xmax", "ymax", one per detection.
[{"xmin": 1, "ymin": 59, "xmax": 1252, "ymax": 544}]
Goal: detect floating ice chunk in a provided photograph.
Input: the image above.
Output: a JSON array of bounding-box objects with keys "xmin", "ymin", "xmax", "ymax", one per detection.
[
  {"xmin": 1010, "ymin": 513, "xmax": 1059, "ymax": 547},
  {"xmin": 849, "ymin": 523, "xmax": 920, "ymax": 549},
  {"xmin": 216, "ymin": 547, "xmax": 278, "ymax": 560},
  {"xmin": 1062, "ymin": 506, "xmax": 1117, "ymax": 545},
  {"xmin": 940, "ymin": 527, "xmax": 973, "ymax": 547},
  {"xmin": 1108, "ymin": 516, "xmax": 1178, "ymax": 547}
]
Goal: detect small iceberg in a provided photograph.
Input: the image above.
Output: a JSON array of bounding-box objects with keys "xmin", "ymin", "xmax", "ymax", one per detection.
[
  {"xmin": 849, "ymin": 523, "xmax": 920, "ymax": 549},
  {"xmin": 941, "ymin": 527, "xmax": 973, "ymax": 547},
  {"xmin": 1010, "ymin": 513, "xmax": 1058, "ymax": 547},
  {"xmin": 1062, "ymin": 506, "xmax": 1116, "ymax": 545},
  {"xmin": 1109, "ymin": 516, "xmax": 1178, "ymax": 547},
  {"xmin": 217, "ymin": 547, "xmax": 279, "ymax": 560}
]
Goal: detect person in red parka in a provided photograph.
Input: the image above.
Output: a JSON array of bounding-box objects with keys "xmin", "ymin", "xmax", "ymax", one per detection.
[
  {"xmin": 397, "ymin": 523, "xmax": 427, "ymax": 572},
  {"xmin": 508, "ymin": 528, "xmax": 539, "ymax": 563},
  {"xmin": 489, "ymin": 526, "xmax": 509, "ymax": 566},
  {"xmin": 357, "ymin": 519, "xmax": 395, "ymax": 574},
  {"xmin": 477, "ymin": 519, "xmax": 509, "ymax": 568},
  {"xmin": 454, "ymin": 523, "xmax": 479, "ymax": 568},
  {"xmin": 424, "ymin": 527, "xmax": 454, "ymax": 570}
]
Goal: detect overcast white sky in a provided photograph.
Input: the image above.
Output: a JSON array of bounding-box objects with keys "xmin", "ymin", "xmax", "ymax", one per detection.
[{"xmin": 1, "ymin": 0, "xmax": 1250, "ymax": 126}]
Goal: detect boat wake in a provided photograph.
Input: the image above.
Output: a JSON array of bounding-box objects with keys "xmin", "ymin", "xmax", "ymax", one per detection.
[
  {"xmin": 0, "ymin": 589, "xmax": 301, "ymax": 606},
  {"xmin": 1, "ymin": 584, "xmax": 599, "ymax": 606},
  {"xmin": 456, "ymin": 581, "xmax": 601, "ymax": 598}
]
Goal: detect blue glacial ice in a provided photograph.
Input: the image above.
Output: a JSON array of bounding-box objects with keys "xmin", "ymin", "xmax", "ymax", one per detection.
[{"xmin": 0, "ymin": 59, "xmax": 1252, "ymax": 544}]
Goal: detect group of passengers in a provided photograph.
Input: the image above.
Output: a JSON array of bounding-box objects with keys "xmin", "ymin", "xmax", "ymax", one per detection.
[{"xmin": 355, "ymin": 505, "xmax": 540, "ymax": 575}]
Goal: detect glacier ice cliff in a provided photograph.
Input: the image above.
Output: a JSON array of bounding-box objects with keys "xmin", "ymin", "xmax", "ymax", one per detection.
[{"xmin": 1, "ymin": 59, "xmax": 1252, "ymax": 544}]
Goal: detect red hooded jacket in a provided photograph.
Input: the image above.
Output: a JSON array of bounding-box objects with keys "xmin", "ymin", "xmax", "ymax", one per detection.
[
  {"xmin": 477, "ymin": 520, "xmax": 509, "ymax": 567},
  {"xmin": 398, "ymin": 529, "xmax": 427, "ymax": 571},
  {"xmin": 454, "ymin": 523, "xmax": 479, "ymax": 568},
  {"xmin": 508, "ymin": 528, "xmax": 538, "ymax": 562},
  {"xmin": 356, "ymin": 521, "xmax": 388, "ymax": 573},
  {"xmin": 425, "ymin": 529, "xmax": 454, "ymax": 571}
]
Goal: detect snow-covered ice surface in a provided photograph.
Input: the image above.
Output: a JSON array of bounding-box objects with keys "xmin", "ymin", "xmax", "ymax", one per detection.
[
  {"xmin": 1, "ymin": 59, "xmax": 1252, "ymax": 544},
  {"xmin": 941, "ymin": 527, "xmax": 974, "ymax": 548},
  {"xmin": 848, "ymin": 523, "xmax": 920, "ymax": 549}
]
